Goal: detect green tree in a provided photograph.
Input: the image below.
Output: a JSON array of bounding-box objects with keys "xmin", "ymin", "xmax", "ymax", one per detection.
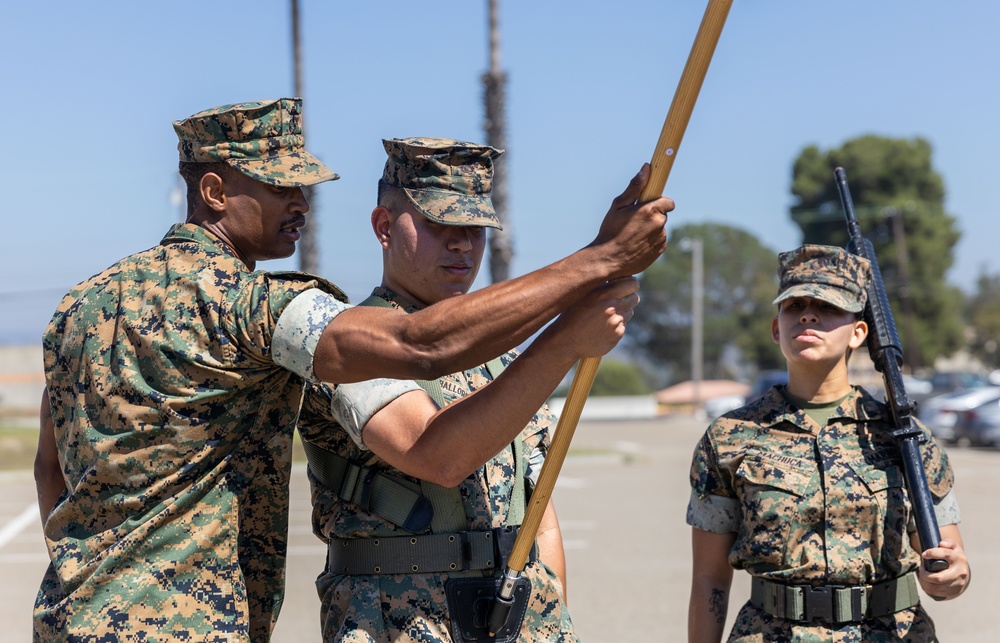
[
  {"xmin": 789, "ymin": 135, "xmax": 964, "ymax": 368},
  {"xmin": 967, "ymin": 272, "xmax": 1000, "ymax": 369},
  {"xmin": 589, "ymin": 358, "xmax": 652, "ymax": 396},
  {"xmin": 629, "ymin": 222, "xmax": 784, "ymax": 385}
]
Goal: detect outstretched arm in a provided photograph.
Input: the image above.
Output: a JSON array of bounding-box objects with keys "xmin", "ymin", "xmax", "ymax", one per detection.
[
  {"xmin": 313, "ymin": 166, "xmax": 672, "ymax": 384},
  {"xmin": 362, "ymin": 277, "xmax": 639, "ymax": 487},
  {"xmin": 689, "ymin": 527, "xmax": 735, "ymax": 643},
  {"xmin": 34, "ymin": 387, "xmax": 66, "ymax": 525}
]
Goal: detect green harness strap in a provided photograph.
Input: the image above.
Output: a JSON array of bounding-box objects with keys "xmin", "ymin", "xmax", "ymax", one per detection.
[
  {"xmin": 301, "ymin": 293, "xmax": 522, "ymax": 535},
  {"xmin": 507, "ymin": 437, "xmax": 527, "ymax": 526}
]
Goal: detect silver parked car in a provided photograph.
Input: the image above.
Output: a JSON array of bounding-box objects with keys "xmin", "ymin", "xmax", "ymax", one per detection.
[
  {"xmin": 954, "ymin": 394, "xmax": 1000, "ymax": 447},
  {"xmin": 918, "ymin": 386, "xmax": 1000, "ymax": 444}
]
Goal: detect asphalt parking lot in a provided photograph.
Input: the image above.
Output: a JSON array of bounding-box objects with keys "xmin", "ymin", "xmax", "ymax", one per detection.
[{"xmin": 1, "ymin": 415, "xmax": 997, "ymax": 641}]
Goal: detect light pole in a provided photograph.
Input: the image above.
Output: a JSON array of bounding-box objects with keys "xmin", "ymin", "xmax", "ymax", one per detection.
[
  {"xmin": 679, "ymin": 237, "xmax": 704, "ymax": 415},
  {"xmin": 291, "ymin": 0, "xmax": 319, "ymax": 275}
]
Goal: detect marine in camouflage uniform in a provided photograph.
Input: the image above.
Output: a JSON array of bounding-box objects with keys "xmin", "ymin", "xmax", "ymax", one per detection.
[
  {"xmin": 686, "ymin": 245, "xmax": 971, "ymax": 642},
  {"xmin": 33, "ymin": 99, "xmax": 422, "ymax": 642},
  {"xmin": 297, "ymin": 138, "xmax": 578, "ymax": 642}
]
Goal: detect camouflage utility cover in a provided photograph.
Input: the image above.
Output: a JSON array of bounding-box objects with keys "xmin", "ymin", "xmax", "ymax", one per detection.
[
  {"xmin": 687, "ymin": 386, "xmax": 956, "ymax": 641},
  {"xmin": 381, "ymin": 137, "xmax": 503, "ymax": 229},
  {"xmin": 173, "ymin": 97, "xmax": 339, "ymax": 187},
  {"xmin": 297, "ymin": 287, "xmax": 576, "ymax": 642},
  {"xmin": 772, "ymin": 244, "xmax": 872, "ymax": 313},
  {"xmin": 35, "ymin": 223, "xmax": 347, "ymax": 642}
]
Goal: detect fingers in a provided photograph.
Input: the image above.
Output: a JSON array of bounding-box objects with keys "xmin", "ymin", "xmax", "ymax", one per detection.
[
  {"xmin": 610, "ymin": 164, "xmax": 651, "ymax": 210},
  {"xmin": 600, "ymin": 276, "xmax": 640, "ymax": 297},
  {"xmin": 921, "ymin": 539, "xmax": 958, "ymax": 563},
  {"xmin": 592, "ymin": 278, "xmax": 640, "ymax": 321},
  {"xmin": 652, "ymin": 195, "xmax": 676, "ymax": 215},
  {"xmin": 615, "ymin": 292, "xmax": 640, "ymax": 318}
]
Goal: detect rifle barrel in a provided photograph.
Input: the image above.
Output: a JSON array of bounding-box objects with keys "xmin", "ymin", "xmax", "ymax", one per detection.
[{"xmin": 835, "ymin": 167, "xmax": 947, "ymax": 573}]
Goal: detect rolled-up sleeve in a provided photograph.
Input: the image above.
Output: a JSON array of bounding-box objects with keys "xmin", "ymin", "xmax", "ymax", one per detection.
[
  {"xmin": 687, "ymin": 432, "xmax": 739, "ymax": 533},
  {"xmin": 327, "ymin": 378, "xmax": 422, "ymax": 450},
  {"xmin": 272, "ymin": 288, "xmax": 350, "ymax": 381},
  {"xmin": 686, "ymin": 490, "xmax": 739, "ymax": 533}
]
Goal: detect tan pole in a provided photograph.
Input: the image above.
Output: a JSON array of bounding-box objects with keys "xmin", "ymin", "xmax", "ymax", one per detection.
[{"xmin": 488, "ymin": 1, "xmax": 734, "ymax": 633}]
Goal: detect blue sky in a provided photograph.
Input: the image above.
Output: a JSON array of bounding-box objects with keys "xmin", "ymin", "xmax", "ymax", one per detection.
[{"xmin": 2, "ymin": 1, "xmax": 998, "ymax": 344}]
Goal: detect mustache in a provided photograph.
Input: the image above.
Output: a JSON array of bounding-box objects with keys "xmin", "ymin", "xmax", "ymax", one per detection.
[{"xmin": 281, "ymin": 217, "xmax": 307, "ymax": 230}]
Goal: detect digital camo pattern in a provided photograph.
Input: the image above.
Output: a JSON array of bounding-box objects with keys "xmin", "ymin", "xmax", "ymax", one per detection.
[
  {"xmin": 725, "ymin": 602, "xmax": 940, "ymax": 643},
  {"xmin": 36, "ymin": 222, "xmax": 348, "ymax": 642},
  {"xmin": 297, "ymin": 287, "xmax": 576, "ymax": 642},
  {"xmin": 381, "ymin": 137, "xmax": 503, "ymax": 229},
  {"xmin": 688, "ymin": 386, "xmax": 955, "ymax": 641},
  {"xmin": 772, "ymin": 244, "xmax": 872, "ymax": 313},
  {"xmin": 173, "ymin": 97, "xmax": 339, "ymax": 187}
]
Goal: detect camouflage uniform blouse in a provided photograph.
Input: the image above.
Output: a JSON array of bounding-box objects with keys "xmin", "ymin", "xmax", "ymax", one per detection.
[
  {"xmin": 687, "ymin": 385, "xmax": 959, "ymax": 642},
  {"xmin": 297, "ymin": 287, "xmax": 577, "ymax": 643},
  {"xmin": 36, "ymin": 224, "xmax": 359, "ymax": 642}
]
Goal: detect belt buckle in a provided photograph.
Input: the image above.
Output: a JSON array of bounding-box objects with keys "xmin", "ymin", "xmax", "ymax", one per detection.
[
  {"xmin": 801, "ymin": 585, "xmax": 835, "ymax": 623},
  {"xmin": 802, "ymin": 584, "xmax": 864, "ymax": 624}
]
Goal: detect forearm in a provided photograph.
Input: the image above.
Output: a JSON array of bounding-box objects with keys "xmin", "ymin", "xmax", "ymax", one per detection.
[
  {"xmin": 689, "ymin": 528, "xmax": 735, "ymax": 643},
  {"xmin": 536, "ymin": 500, "xmax": 568, "ymax": 602},
  {"xmin": 35, "ymin": 466, "xmax": 64, "ymax": 525},
  {"xmin": 315, "ymin": 248, "xmax": 607, "ymax": 383},
  {"xmin": 688, "ymin": 578, "xmax": 731, "ymax": 643},
  {"xmin": 386, "ymin": 328, "xmax": 578, "ymax": 486},
  {"xmin": 34, "ymin": 388, "xmax": 65, "ymax": 525}
]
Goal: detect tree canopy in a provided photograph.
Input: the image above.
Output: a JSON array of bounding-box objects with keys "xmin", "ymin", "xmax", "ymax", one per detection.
[
  {"xmin": 967, "ymin": 272, "xmax": 1000, "ymax": 370},
  {"xmin": 589, "ymin": 358, "xmax": 652, "ymax": 396},
  {"xmin": 789, "ymin": 135, "xmax": 964, "ymax": 368},
  {"xmin": 629, "ymin": 222, "xmax": 784, "ymax": 386}
]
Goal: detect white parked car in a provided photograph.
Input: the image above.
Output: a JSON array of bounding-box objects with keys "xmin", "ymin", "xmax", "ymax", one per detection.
[
  {"xmin": 918, "ymin": 386, "xmax": 1000, "ymax": 444},
  {"xmin": 954, "ymin": 394, "xmax": 1000, "ymax": 447},
  {"xmin": 702, "ymin": 395, "xmax": 747, "ymax": 420}
]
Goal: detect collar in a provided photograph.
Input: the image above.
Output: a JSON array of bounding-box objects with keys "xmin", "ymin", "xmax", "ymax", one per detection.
[
  {"xmin": 750, "ymin": 384, "xmax": 887, "ymax": 430},
  {"xmin": 160, "ymin": 222, "xmax": 246, "ymax": 267},
  {"xmin": 370, "ymin": 286, "xmax": 424, "ymax": 314}
]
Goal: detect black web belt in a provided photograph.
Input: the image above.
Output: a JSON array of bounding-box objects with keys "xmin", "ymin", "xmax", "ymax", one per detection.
[
  {"xmin": 327, "ymin": 526, "xmax": 537, "ymax": 576},
  {"xmin": 750, "ymin": 571, "xmax": 920, "ymax": 624}
]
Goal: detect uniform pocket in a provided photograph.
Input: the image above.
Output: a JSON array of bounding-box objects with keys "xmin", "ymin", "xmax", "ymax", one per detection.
[
  {"xmin": 735, "ymin": 451, "xmax": 815, "ymax": 496},
  {"xmin": 732, "ymin": 451, "xmax": 819, "ymax": 566},
  {"xmin": 850, "ymin": 458, "xmax": 906, "ymax": 494},
  {"xmin": 845, "ymin": 455, "xmax": 911, "ymax": 563}
]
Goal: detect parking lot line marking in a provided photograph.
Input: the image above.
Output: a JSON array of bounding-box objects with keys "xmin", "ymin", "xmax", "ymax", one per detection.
[{"xmin": 0, "ymin": 504, "xmax": 37, "ymax": 551}]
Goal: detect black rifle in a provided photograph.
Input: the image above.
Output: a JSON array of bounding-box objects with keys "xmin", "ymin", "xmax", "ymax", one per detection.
[{"xmin": 835, "ymin": 167, "xmax": 948, "ymax": 573}]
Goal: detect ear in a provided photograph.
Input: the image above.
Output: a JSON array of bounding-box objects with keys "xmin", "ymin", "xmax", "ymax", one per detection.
[
  {"xmin": 200, "ymin": 172, "xmax": 227, "ymax": 212},
  {"xmin": 371, "ymin": 206, "xmax": 393, "ymax": 249},
  {"xmin": 849, "ymin": 320, "xmax": 869, "ymax": 350},
  {"xmin": 771, "ymin": 317, "xmax": 780, "ymax": 344}
]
